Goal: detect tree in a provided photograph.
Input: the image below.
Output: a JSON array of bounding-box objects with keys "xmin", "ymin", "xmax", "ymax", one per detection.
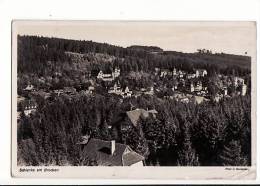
[
  {"xmin": 122, "ymin": 126, "xmax": 149, "ymax": 157},
  {"xmin": 218, "ymin": 140, "xmax": 248, "ymax": 166},
  {"xmin": 177, "ymin": 121, "xmax": 200, "ymax": 166}
]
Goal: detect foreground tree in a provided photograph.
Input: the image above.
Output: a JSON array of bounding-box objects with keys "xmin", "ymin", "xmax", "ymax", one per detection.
[
  {"xmin": 218, "ymin": 140, "xmax": 248, "ymax": 166},
  {"xmin": 177, "ymin": 121, "xmax": 200, "ymax": 166}
]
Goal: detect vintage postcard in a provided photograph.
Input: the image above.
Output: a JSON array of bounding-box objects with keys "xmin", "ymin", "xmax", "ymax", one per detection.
[{"xmin": 11, "ymin": 21, "xmax": 256, "ymax": 179}]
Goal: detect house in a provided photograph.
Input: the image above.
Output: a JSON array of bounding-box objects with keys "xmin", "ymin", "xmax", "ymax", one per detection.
[
  {"xmin": 81, "ymin": 138, "xmax": 145, "ymax": 166},
  {"xmin": 190, "ymin": 83, "xmax": 195, "ymax": 92},
  {"xmin": 241, "ymin": 84, "xmax": 247, "ymax": 96},
  {"xmin": 222, "ymin": 87, "xmax": 228, "ymax": 96},
  {"xmin": 97, "ymin": 67, "xmax": 120, "ymax": 81},
  {"xmin": 24, "ymin": 84, "xmax": 35, "ymax": 91},
  {"xmin": 23, "ymin": 100, "xmax": 37, "ymax": 116},
  {"xmin": 97, "ymin": 71, "xmax": 114, "ymax": 81},
  {"xmin": 86, "ymin": 86, "xmax": 95, "ymax": 94},
  {"xmin": 233, "ymin": 77, "xmax": 245, "ymax": 87},
  {"xmin": 194, "ymin": 81, "xmax": 203, "ymax": 92},
  {"xmin": 214, "ymin": 94, "xmax": 224, "ymax": 103},
  {"xmin": 112, "ymin": 67, "xmax": 120, "ymax": 78},
  {"xmin": 180, "ymin": 97, "xmax": 189, "ymax": 103},
  {"xmin": 53, "ymin": 89, "xmax": 64, "ymax": 96},
  {"xmin": 108, "ymin": 82, "xmax": 123, "ymax": 95},
  {"xmin": 172, "ymin": 68, "xmax": 177, "ymax": 76},
  {"xmin": 144, "ymin": 87, "xmax": 154, "ymax": 95},
  {"xmin": 121, "ymin": 86, "xmax": 132, "ymax": 98},
  {"xmin": 154, "ymin": 68, "xmax": 160, "ymax": 75},
  {"xmin": 160, "ymin": 69, "xmax": 169, "ymax": 77},
  {"xmin": 125, "ymin": 108, "xmax": 158, "ymax": 128},
  {"xmin": 178, "ymin": 70, "xmax": 185, "ymax": 78},
  {"xmin": 196, "ymin": 69, "xmax": 207, "ymax": 77},
  {"xmin": 187, "ymin": 73, "xmax": 196, "ymax": 79},
  {"xmin": 63, "ymin": 87, "xmax": 77, "ymax": 95}
]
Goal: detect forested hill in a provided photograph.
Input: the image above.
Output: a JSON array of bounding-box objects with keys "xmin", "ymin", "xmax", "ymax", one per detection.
[{"xmin": 17, "ymin": 35, "xmax": 251, "ymax": 76}]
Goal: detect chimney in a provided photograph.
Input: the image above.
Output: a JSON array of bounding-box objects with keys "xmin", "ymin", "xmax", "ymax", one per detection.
[{"xmin": 111, "ymin": 140, "xmax": 115, "ymax": 155}]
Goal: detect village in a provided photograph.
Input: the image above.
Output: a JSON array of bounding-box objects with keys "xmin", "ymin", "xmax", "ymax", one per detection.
[{"xmin": 18, "ymin": 66, "xmax": 248, "ymax": 119}]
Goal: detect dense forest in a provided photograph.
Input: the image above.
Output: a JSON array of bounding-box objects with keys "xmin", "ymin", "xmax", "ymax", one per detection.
[
  {"xmin": 17, "ymin": 94, "xmax": 251, "ymax": 166},
  {"xmin": 17, "ymin": 35, "xmax": 251, "ymax": 166}
]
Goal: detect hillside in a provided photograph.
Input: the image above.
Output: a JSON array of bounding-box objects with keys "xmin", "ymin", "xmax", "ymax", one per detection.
[{"xmin": 17, "ymin": 35, "xmax": 251, "ymax": 78}]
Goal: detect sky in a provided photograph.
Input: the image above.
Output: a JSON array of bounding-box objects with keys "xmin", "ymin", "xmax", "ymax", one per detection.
[{"xmin": 14, "ymin": 21, "xmax": 256, "ymax": 57}]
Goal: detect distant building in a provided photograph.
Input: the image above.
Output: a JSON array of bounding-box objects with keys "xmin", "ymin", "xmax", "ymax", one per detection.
[
  {"xmin": 125, "ymin": 108, "xmax": 158, "ymax": 128},
  {"xmin": 194, "ymin": 81, "xmax": 203, "ymax": 92},
  {"xmin": 154, "ymin": 68, "xmax": 160, "ymax": 75},
  {"xmin": 112, "ymin": 67, "xmax": 121, "ymax": 78},
  {"xmin": 234, "ymin": 77, "xmax": 245, "ymax": 87},
  {"xmin": 81, "ymin": 138, "xmax": 144, "ymax": 166},
  {"xmin": 196, "ymin": 69, "xmax": 207, "ymax": 77},
  {"xmin": 187, "ymin": 73, "xmax": 196, "ymax": 79},
  {"xmin": 160, "ymin": 69, "xmax": 169, "ymax": 77},
  {"xmin": 180, "ymin": 97, "xmax": 189, "ymax": 103},
  {"xmin": 23, "ymin": 84, "xmax": 35, "ymax": 91},
  {"xmin": 241, "ymin": 84, "xmax": 247, "ymax": 96},
  {"xmin": 63, "ymin": 87, "xmax": 77, "ymax": 95},
  {"xmin": 214, "ymin": 94, "xmax": 224, "ymax": 103},
  {"xmin": 97, "ymin": 71, "xmax": 113, "ymax": 81},
  {"xmin": 85, "ymin": 86, "xmax": 95, "ymax": 94},
  {"xmin": 122, "ymin": 86, "xmax": 132, "ymax": 98},
  {"xmin": 172, "ymin": 68, "xmax": 177, "ymax": 76},
  {"xmin": 97, "ymin": 67, "xmax": 120, "ymax": 81},
  {"xmin": 144, "ymin": 87, "xmax": 154, "ymax": 95},
  {"xmin": 190, "ymin": 83, "xmax": 195, "ymax": 92},
  {"xmin": 108, "ymin": 82, "xmax": 122, "ymax": 95},
  {"xmin": 53, "ymin": 89, "xmax": 64, "ymax": 96},
  {"xmin": 178, "ymin": 70, "xmax": 185, "ymax": 78},
  {"xmin": 24, "ymin": 100, "xmax": 37, "ymax": 116}
]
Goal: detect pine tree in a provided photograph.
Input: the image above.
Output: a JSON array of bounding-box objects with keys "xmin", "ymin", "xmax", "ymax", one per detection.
[
  {"xmin": 177, "ymin": 121, "xmax": 200, "ymax": 166},
  {"xmin": 218, "ymin": 140, "xmax": 248, "ymax": 166}
]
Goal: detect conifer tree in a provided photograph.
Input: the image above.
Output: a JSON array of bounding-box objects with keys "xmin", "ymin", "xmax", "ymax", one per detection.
[
  {"xmin": 177, "ymin": 121, "xmax": 200, "ymax": 166},
  {"xmin": 218, "ymin": 140, "xmax": 248, "ymax": 166}
]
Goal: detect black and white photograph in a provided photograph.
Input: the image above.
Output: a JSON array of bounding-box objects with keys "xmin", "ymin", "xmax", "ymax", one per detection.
[{"xmin": 11, "ymin": 21, "xmax": 256, "ymax": 179}]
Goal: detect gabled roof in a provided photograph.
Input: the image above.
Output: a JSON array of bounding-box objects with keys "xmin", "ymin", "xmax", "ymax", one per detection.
[
  {"xmin": 91, "ymin": 69, "xmax": 100, "ymax": 76},
  {"xmin": 126, "ymin": 108, "xmax": 158, "ymax": 127},
  {"xmin": 82, "ymin": 138, "xmax": 144, "ymax": 166},
  {"xmin": 126, "ymin": 109, "xmax": 146, "ymax": 127}
]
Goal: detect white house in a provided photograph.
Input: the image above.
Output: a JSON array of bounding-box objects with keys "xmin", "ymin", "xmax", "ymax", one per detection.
[
  {"xmin": 24, "ymin": 84, "xmax": 35, "ymax": 91},
  {"xmin": 24, "ymin": 100, "xmax": 37, "ymax": 116},
  {"xmin": 241, "ymin": 84, "xmax": 247, "ymax": 96},
  {"xmin": 234, "ymin": 77, "xmax": 245, "ymax": 87},
  {"xmin": 97, "ymin": 67, "xmax": 120, "ymax": 81},
  {"xmin": 196, "ymin": 69, "xmax": 208, "ymax": 77},
  {"xmin": 122, "ymin": 86, "xmax": 132, "ymax": 98}
]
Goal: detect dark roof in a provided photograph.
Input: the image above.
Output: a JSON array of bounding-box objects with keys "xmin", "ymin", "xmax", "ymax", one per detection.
[
  {"xmin": 82, "ymin": 138, "xmax": 144, "ymax": 166},
  {"xmin": 102, "ymin": 69, "xmax": 113, "ymax": 74},
  {"xmin": 91, "ymin": 69, "xmax": 100, "ymax": 76}
]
